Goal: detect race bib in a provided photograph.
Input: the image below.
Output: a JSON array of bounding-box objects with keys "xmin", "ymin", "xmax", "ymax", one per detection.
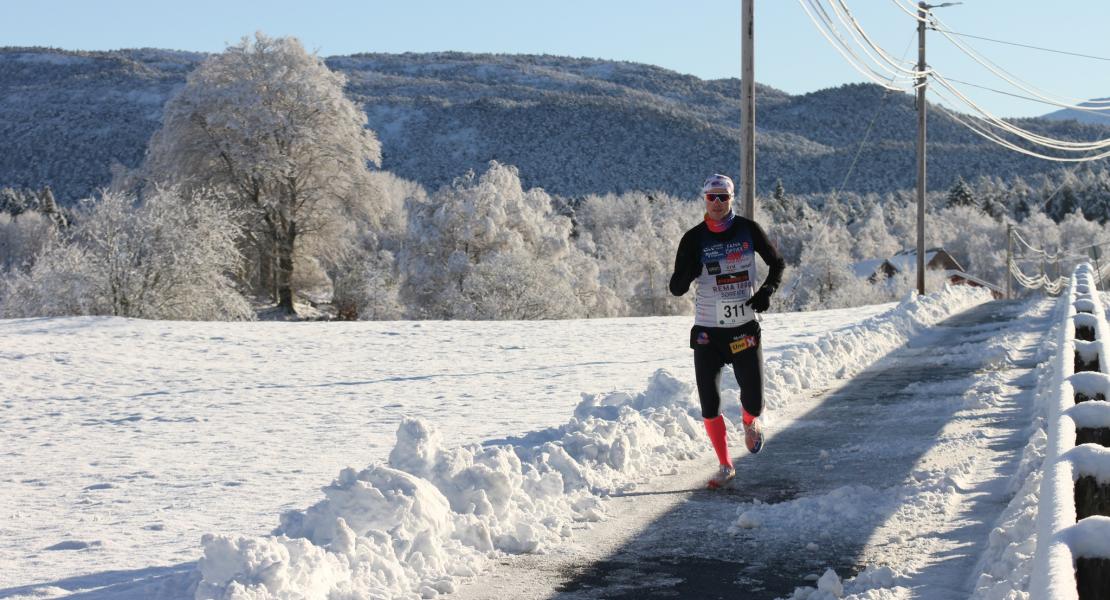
[{"xmin": 716, "ymin": 298, "xmax": 754, "ymax": 327}]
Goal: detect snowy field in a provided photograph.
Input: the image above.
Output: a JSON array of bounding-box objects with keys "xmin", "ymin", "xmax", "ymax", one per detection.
[{"xmin": 1, "ymin": 305, "xmax": 896, "ymax": 594}]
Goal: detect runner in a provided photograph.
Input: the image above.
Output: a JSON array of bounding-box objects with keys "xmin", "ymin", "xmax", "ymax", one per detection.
[{"xmin": 669, "ymin": 174, "xmax": 786, "ymax": 489}]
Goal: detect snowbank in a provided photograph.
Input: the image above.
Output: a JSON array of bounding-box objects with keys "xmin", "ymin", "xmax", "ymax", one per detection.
[
  {"xmin": 195, "ymin": 372, "xmax": 703, "ymax": 599},
  {"xmin": 192, "ymin": 286, "xmax": 989, "ymax": 600}
]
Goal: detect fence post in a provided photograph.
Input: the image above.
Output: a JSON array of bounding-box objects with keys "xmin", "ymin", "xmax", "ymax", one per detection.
[{"xmin": 1006, "ymin": 223, "xmax": 1013, "ymax": 299}]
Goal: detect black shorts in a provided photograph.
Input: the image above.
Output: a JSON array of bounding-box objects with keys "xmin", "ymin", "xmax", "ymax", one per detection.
[{"xmin": 690, "ymin": 320, "xmax": 764, "ymax": 419}]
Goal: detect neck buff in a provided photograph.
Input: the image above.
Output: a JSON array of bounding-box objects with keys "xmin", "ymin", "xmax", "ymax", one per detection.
[{"xmin": 705, "ymin": 211, "xmax": 735, "ymax": 233}]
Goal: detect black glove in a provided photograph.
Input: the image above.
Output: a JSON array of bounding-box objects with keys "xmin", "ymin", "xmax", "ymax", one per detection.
[{"xmin": 745, "ymin": 286, "xmax": 774, "ymax": 313}]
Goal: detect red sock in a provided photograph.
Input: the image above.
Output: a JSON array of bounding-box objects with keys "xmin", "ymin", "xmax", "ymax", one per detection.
[
  {"xmin": 742, "ymin": 410, "xmax": 756, "ymax": 426},
  {"xmin": 704, "ymin": 416, "xmax": 732, "ymax": 467}
]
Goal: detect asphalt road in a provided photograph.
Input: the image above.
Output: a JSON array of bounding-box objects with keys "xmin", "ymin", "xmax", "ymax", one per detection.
[{"xmin": 454, "ymin": 299, "xmax": 1044, "ymax": 600}]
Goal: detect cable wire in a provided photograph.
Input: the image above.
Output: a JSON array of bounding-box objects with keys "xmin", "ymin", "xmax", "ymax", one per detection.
[
  {"xmin": 934, "ymin": 28, "xmax": 1110, "ymax": 63},
  {"xmin": 939, "ymin": 76, "xmax": 1110, "ymax": 120},
  {"xmin": 930, "ymin": 15, "xmax": 1110, "ymax": 110},
  {"xmin": 888, "ymin": 0, "xmax": 929, "ymax": 23},
  {"xmin": 825, "ymin": 0, "xmax": 923, "ymax": 76},
  {"xmin": 931, "ymin": 74, "xmax": 1110, "ymax": 151},
  {"xmin": 928, "ymin": 79, "xmax": 1110, "ymax": 158},
  {"xmin": 796, "ymin": 0, "xmax": 922, "ymax": 92}
]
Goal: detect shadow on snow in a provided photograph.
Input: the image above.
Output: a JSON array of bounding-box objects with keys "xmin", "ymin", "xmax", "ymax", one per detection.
[{"xmin": 545, "ymin": 299, "xmax": 1044, "ymax": 599}]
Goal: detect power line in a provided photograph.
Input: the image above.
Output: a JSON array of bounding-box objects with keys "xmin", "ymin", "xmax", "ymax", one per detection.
[
  {"xmin": 930, "ymin": 74, "xmax": 1110, "ymax": 153},
  {"xmin": 796, "ymin": 0, "xmax": 923, "ymax": 92},
  {"xmin": 938, "ymin": 76, "xmax": 1110, "ymax": 120},
  {"xmin": 930, "ymin": 14, "xmax": 1110, "ymax": 110},
  {"xmin": 833, "ymin": 33, "xmax": 918, "ymax": 198},
  {"xmin": 799, "ymin": 0, "xmax": 1110, "ymax": 163},
  {"xmin": 928, "ymin": 90, "xmax": 1110, "ymax": 162},
  {"xmin": 931, "ymin": 28, "xmax": 1110, "ymax": 63}
]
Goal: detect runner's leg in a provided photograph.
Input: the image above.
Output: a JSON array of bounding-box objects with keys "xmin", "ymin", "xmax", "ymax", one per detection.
[
  {"xmin": 694, "ymin": 344, "xmax": 725, "ymax": 418},
  {"xmin": 695, "ymin": 344, "xmax": 732, "ymax": 466},
  {"xmin": 731, "ymin": 329, "xmax": 765, "ymax": 420}
]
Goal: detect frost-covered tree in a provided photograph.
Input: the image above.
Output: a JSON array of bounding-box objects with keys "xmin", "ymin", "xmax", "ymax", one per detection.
[
  {"xmin": 946, "ymin": 176, "xmax": 976, "ymax": 209},
  {"xmin": 143, "ymin": 32, "xmax": 383, "ymax": 314},
  {"xmin": 0, "ymin": 188, "xmax": 27, "ymax": 218},
  {"xmin": 401, "ymin": 161, "xmax": 590, "ymax": 320},
  {"xmin": 0, "ymin": 212, "xmax": 55, "ymax": 273},
  {"xmin": 850, "ymin": 205, "xmax": 899, "ymax": 261},
  {"xmin": 573, "ymin": 190, "xmax": 697, "ymax": 317},
  {"xmin": 931, "ymin": 205, "xmax": 1006, "ymax": 282},
  {"xmin": 317, "ymin": 171, "xmax": 418, "ymax": 320},
  {"xmin": 1, "ymin": 188, "xmax": 250, "ymax": 320},
  {"xmin": 38, "ymin": 186, "xmax": 67, "ymax": 229}
]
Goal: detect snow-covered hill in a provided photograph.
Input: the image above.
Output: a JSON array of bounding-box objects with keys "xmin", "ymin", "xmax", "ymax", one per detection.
[
  {"xmin": 3, "ymin": 48, "xmax": 1109, "ymax": 205},
  {"xmin": 1041, "ymin": 98, "xmax": 1110, "ymax": 125}
]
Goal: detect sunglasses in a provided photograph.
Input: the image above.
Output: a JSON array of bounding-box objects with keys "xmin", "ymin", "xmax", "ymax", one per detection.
[{"xmin": 705, "ymin": 193, "xmax": 732, "ymax": 203}]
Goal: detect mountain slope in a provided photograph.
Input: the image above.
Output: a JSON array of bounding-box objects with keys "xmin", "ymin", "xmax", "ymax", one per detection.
[
  {"xmin": 2, "ymin": 47, "xmax": 1108, "ymax": 204},
  {"xmin": 1041, "ymin": 98, "xmax": 1110, "ymax": 125}
]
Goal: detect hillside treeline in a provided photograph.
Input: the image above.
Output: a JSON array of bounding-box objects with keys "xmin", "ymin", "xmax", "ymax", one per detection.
[
  {"xmin": 3, "ymin": 35, "xmax": 1109, "ymax": 321},
  {"xmin": 4, "ymin": 46, "xmax": 1110, "ymax": 205}
]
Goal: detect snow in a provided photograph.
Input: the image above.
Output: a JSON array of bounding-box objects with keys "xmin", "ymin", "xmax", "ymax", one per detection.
[
  {"xmin": 1064, "ymin": 444, "xmax": 1110, "ymax": 484},
  {"xmin": 849, "ymin": 258, "xmax": 886, "ymax": 280},
  {"xmin": 187, "ymin": 285, "xmax": 990, "ymax": 599},
  {"xmin": 1069, "ymin": 400, "xmax": 1110, "ymax": 429},
  {"xmin": 979, "ymin": 264, "xmax": 1110, "ymax": 600},
  {"xmin": 0, "ymin": 304, "xmax": 892, "ymax": 595},
  {"xmin": 12, "ymin": 281, "xmax": 1100, "ymax": 599},
  {"xmin": 1061, "ymin": 516, "xmax": 1110, "ymax": 559}
]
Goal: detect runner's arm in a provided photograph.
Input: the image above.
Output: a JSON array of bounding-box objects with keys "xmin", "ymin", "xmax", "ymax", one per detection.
[
  {"xmin": 669, "ymin": 231, "xmax": 700, "ymax": 296},
  {"xmin": 752, "ymin": 222, "xmax": 786, "ymax": 295}
]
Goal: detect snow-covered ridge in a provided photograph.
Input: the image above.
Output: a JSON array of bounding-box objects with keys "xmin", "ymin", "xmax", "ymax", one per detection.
[
  {"xmin": 193, "ymin": 286, "xmax": 988, "ymax": 599},
  {"xmin": 5, "ymin": 47, "xmax": 1110, "ymax": 205},
  {"xmin": 1028, "ymin": 264, "xmax": 1110, "ymax": 599}
]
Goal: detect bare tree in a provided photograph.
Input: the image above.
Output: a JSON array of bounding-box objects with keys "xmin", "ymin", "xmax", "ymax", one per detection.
[{"xmin": 143, "ymin": 32, "xmax": 382, "ymax": 314}]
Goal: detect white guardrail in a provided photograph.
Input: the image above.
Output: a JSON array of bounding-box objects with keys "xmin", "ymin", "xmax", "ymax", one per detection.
[{"xmin": 1031, "ymin": 263, "xmax": 1110, "ymax": 599}]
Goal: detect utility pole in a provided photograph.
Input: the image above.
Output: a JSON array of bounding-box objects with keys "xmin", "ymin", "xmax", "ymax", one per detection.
[
  {"xmin": 1092, "ymin": 245, "xmax": 1104, "ymax": 291},
  {"xmin": 1005, "ymin": 223, "xmax": 1013, "ymax": 300},
  {"xmin": 915, "ymin": 1, "xmax": 927, "ymax": 296},
  {"xmin": 741, "ymin": 0, "xmax": 755, "ymax": 220},
  {"xmin": 915, "ymin": 2, "xmax": 960, "ymax": 296}
]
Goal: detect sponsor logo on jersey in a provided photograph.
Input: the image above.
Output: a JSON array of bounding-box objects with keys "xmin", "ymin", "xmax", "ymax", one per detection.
[
  {"xmin": 715, "ymin": 272, "xmax": 750, "ymax": 286},
  {"xmin": 706, "ymin": 261, "xmax": 722, "ymax": 275},
  {"xmin": 729, "ymin": 335, "xmax": 757, "ymax": 354}
]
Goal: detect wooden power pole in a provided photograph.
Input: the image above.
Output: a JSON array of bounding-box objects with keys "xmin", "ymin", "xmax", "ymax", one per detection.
[
  {"xmin": 741, "ymin": 0, "xmax": 755, "ymax": 220},
  {"xmin": 915, "ymin": 1, "xmax": 928, "ymax": 296},
  {"xmin": 914, "ymin": 2, "xmax": 960, "ymax": 295}
]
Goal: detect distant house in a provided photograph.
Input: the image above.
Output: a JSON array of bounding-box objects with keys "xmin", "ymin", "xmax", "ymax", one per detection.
[{"xmin": 851, "ymin": 248, "xmax": 1004, "ymax": 299}]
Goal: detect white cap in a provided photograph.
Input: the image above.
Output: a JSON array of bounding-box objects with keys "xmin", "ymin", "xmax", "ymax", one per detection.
[{"xmin": 702, "ymin": 174, "xmax": 735, "ymax": 195}]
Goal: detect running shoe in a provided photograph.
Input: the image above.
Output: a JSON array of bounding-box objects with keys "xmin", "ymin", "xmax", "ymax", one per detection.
[
  {"xmin": 744, "ymin": 418, "xmax": 764, "ymax": 454},
  {"xmin": 707, "ymin": 464, "xmax": 736, "ymax": 489}
]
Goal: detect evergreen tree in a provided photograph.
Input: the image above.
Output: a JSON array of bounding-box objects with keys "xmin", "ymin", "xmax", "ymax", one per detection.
[
  {"xmin": 946, "ymin": 176, "xmax": 975, "ymax": 209},
  {"xmin": 38, "ymin": 186, "xmax": 68, "ymax": 228},
  {"xmin": 769, "ymin": 178, "xmax": 800, "ymax": 223},
  {"xmin": 981, "ymin": 196, "xmax": 1006, "ymax": 221}
]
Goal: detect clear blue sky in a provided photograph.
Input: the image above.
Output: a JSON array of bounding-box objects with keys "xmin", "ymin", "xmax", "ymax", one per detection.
[{"xmin": 4, "ymin": 0, "xmax": 1109, "ymax": 118}]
